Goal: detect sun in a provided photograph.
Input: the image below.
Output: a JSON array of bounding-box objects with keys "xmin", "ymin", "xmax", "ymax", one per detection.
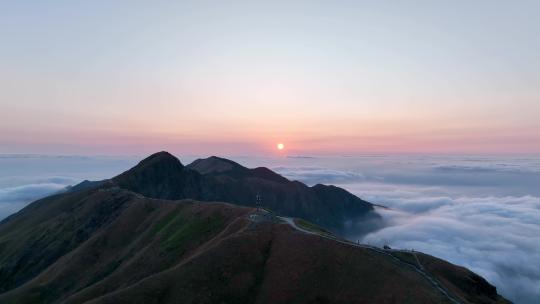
[{"xmin": 277, "ymin": 143, "xmax": 285, "ymax": 150}]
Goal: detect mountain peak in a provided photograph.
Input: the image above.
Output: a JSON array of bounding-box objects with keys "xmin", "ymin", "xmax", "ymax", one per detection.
[
  {"xmin": 138, "ymin": 151, "xmax": 182, "ymax": 167},
  {"xmin": 114, "ymin": 151, "xmax": 184, "ymax": 181},
  {"xmin": 111, "ymin": 151, "xmax": 200, "ymax": 200},
  {"xmin": 187, "ymin": 156, "xmax": 247, "ymax": 175}
]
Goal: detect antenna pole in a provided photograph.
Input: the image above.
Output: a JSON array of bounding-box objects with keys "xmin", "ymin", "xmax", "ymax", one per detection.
[{"xmin": 256, "ymin": 193, "xmax": 262, "ymax": 211}]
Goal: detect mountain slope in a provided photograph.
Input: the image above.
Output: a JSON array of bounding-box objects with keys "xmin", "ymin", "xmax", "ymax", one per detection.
[{"xmin": 0, "ymin": 187, "xmax": 509, "ymax": 304}]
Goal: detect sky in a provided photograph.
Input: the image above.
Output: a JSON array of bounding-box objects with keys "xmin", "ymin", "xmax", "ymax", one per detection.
[
  {"xmin": 1, "ymin": 0, "xmax": 539, "ymax": 155},
  {"xmin": 2, "ymin": 3, "xmax": 539, "ymax": 301}
]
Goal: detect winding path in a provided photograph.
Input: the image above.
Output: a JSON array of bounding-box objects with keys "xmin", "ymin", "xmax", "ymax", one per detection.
[{"xmin": 278, "ymin": 216, "xmax": 462, "ymax": 304}]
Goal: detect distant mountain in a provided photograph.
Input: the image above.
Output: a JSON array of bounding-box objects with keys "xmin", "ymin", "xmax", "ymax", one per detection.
[
  {"xmin": 0, "ymin": 187, "xmax": 509, "ymax": 304},
  {"xmin": 187, "ymin": 156, "xmax": 289, "ymax": 183},
  {"xmin": 110, "ymin": 152, "xmax": 377, "ymax": 234}
]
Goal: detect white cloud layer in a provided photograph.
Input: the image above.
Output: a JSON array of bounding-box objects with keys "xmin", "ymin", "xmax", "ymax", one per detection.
[
  {"xmin": 0, "ymin": 154, "xmax": 138, "ymax": 220},
  {"xmin": 0, "ymin": 183, "xmax": 67, "ymax": 202},
  {"xmin": 361, "ymin": 195, "xmax": 540, "ymax": 304},
  {"xmin": 272, "ymin": 166, "xmax": 365, "ymax": 185},
  {"xmin": 0, "ymin": 182, "xmax": 68, "ymax": 219},
  {"xmin": 269, "ymin": 155, "xmax": 540, "ymax": 304}
]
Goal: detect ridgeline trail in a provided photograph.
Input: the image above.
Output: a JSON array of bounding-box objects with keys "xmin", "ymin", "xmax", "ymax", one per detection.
[{"xmin": 274, "ymin": 214, "xmax": 462, "ymax": 304}]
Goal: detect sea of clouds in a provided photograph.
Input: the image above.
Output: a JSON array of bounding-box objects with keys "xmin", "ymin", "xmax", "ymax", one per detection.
[
  {"xmin": 268, "ymin": 155, "xmax": 540, "ymax": 304},
  {"xmin": 0, "ymin": 155, "xmax": 138, "ymax": 220},
  {"xmin": 1, "ymin": 153, "xmax": 539, "ymax": 303}
]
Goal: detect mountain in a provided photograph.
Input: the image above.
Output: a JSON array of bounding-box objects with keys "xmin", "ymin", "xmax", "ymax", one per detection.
[
  {"xmin": 0, "ymin": 186, "xmax": 509, "ymax": 303},
  {"xmin": 110, "ymin": 152, "xmax": 377, "ymax": 235},
  {"xmin": 112, "ymin": 151, "xmax": 203, "ymax": 200},
  {"xmin": 187, "ymin": 156, "xmax": 289, "ymax": 183}
]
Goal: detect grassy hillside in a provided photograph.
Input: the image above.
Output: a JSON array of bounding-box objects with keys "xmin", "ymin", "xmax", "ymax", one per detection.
[{"xmin": 0, "ymin": 186, "xmax": 509, "ymax": 303}]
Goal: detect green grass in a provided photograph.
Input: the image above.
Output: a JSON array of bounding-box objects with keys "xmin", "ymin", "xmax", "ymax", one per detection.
[
  {"xmin": 296, "ymin": 219, "xmax": 332, "ymax": 236},
  {"xmin": 153, "ymin": 209, "xmax": 225, "ymax": 252},
  {"xmin": 85, "ymin": 260, "xmax": 123, "ymax": 288},
  {"xmin": 162, "ymin": 216, "xmax": 224, "ymax": 251},
  {"xmin": 152, "ymin": 209, "xmax": 183, "ymax": 235},
  {"xmin": 390, "ymin": 251, "xmax": 419, "ymax": 267}
]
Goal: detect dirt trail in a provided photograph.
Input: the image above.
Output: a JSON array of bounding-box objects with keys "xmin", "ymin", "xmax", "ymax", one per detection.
[{"xmin": 279, "ymin": 216, "xmax": 462, "ymax": 304}]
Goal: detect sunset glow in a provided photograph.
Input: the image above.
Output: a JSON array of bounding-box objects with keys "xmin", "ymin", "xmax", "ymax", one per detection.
[
  {"xmin": 0, "ymin": 2, "xmax": 539, "ymax": 155},
  {"xmin": 277, "ymin": 143, "xmax": 285, "ymax": 151}
]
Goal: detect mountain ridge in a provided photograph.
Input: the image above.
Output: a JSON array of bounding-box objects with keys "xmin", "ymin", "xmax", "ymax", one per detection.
[
  {"xmin": 103, "ymin": 152, "xmax": 378, "ymax": 235},
  {"xmin": 0, "ymin": 184, "xmax": 509, "ymax": 303}
]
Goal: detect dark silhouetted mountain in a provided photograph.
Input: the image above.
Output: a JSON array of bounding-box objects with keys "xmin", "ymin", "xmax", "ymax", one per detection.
[
  {"xmin": 108, "ymin": 152, "xmax": 377, "ymax": 234},
  {"xmin": 188, "ymin": 156, "xmax": 247, "ymax": 175},
  {"xmin": 188, "ymin": 156, "xmax": 289, "ymax": 183},
  {"xmin": 66, "ymin": 179, "xmax": 106, "ymax": 192},
  {"xmin": 0, "ymin": 187, "xmax": 509, "ymax": 304},
  {"xmin": 113, "ymin": 151, "xmax": 203, "ymax": 200}
]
